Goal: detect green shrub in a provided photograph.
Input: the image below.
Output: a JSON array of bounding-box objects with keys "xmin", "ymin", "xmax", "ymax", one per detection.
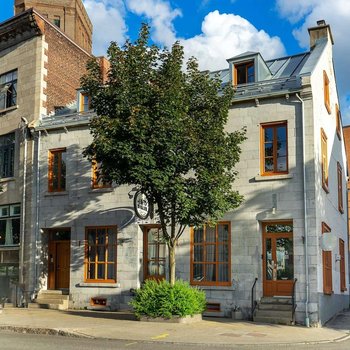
[{"xmin": 129, "ymin": 279, "xmax": 206, "ymax": 319}]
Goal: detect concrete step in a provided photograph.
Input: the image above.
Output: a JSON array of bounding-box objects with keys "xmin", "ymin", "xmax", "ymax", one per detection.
[
  {"xmin": 38, "ymin": 290, "xmax": 63, "ymax": 295},
  {"xmin": 36, "ymin": 298, "xmax": 67, "ymax": 305},
  {"xmin": 255, "ymin": 309, "xmax": 292, "ymax": 318},
  {"xmin": 36, "ymin": 294, "xmax": 69, "ymax": 301},
  {"xmin": 253, "ymin": 315, "xmax": 293, "ymax": 325},
  {"xmin": 258, "ymin": 303, "xmax": 293, "ymax": 311},
  {"xmin": 28, "ymin": 302, "xmax": 68, "ymax": 311},
  {"xmin": 260, "ymin": 297, "xmax": 292, "ymax": 305}
]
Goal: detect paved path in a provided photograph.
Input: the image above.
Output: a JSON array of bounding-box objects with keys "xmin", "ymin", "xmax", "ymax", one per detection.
[{"xmin": 0, "ymin": 307, "xmax": 350, "ymax": 346}]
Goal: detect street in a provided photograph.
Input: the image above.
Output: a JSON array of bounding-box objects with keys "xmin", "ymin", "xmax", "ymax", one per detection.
[{"xmin": 1, "ymin": 331, "xmax": 350, "ymax": 350}]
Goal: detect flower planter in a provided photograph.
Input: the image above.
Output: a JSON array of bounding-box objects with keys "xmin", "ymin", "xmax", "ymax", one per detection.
[
  {"xmin": 139, "ymin": 313, "xmax": 202, "ymax": 324},
  {"xmin": 231, "ymin": 310, "xmax": 243, "ymax": 320}
]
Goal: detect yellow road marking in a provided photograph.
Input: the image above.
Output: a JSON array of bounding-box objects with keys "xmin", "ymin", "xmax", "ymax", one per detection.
[{"xmin": 151, "ymin": 333, "xmax": 169, "ymax": 340}]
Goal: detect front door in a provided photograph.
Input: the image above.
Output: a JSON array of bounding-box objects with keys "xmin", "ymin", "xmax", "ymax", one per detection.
[
  {"xmin": 48, "ymin": 229, "xmax": 70, "ymax": 290},
  {"xmin": 262, "ymin": 222, "xmax": 294, "ymax": 296}
]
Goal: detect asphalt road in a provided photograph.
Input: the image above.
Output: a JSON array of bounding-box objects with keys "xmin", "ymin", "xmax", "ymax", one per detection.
[{"xmin": 1, "ymin": 331, "xmax": 350, "ymax": 350}]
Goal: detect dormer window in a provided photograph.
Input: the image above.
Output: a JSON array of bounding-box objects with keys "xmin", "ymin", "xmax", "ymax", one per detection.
[
  {"xmin": 234, "ymin": 62, "xmax": 254, "ymax": 85},
  {"xmin": 78, "ymin": 92, "xmax": 91, "ymax": 112}
]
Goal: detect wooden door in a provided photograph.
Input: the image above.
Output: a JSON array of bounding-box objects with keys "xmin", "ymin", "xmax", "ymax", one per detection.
[
  {"xmin": 55, "ymin": 241, "xmax": 70, "ymax": 289},
  {"xmin": 263, "ymin": 222, "xmax": 294, "ymax": 296}
]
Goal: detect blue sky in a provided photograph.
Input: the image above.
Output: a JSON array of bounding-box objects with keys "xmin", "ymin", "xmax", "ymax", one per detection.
[{"xmin": 1, "ymin": 0, "xmax": 350, "ymax": 124}]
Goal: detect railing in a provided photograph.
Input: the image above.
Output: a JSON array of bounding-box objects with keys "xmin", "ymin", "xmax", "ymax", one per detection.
[
  {"xmin": 251, "ymin": 277, "xmax": 258, "ymax": 321},
  {"xmin": 292, "ymin": 278, "xmax": 298, "ymax": 324}
]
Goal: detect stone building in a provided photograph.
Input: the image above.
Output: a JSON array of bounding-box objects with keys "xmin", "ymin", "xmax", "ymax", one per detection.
[
  {"xmin": 30, "ymin": 20, "xmax": 348, "ymax": 326},
  {"xmin": 0, "ymin": 7, "xmax": 91, "ymax": 303}
]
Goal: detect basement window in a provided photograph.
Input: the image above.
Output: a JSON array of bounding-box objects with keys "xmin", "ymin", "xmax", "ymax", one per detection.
[
  {"xmin": 206, "ymin": 303, "xmax": 221, "ymax": 312},
  {"xmin": 90, "ymin": 297, "xmax": 107, "ymax": 306}
]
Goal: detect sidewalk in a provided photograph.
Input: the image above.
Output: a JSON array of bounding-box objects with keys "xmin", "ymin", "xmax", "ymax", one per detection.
[{"xmin": 0, "ymin": 307, "xmax": 350, "ymax": 346}]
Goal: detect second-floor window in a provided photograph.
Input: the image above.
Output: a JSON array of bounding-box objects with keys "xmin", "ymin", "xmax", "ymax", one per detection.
[
  {"xmin": 261, "ymin": 122, "xmax": 288, "ymax": 175},
  {"xmin": 337, "ymin": 162, "xmax": 343, "ymax": 213},
  {"xmin": 321, "ymin": 129, "xmax": 328, "ymax": 192},
  {"xmin": 234, "ymin": 61, "xmax": 254, "ymax": 85},
  {"xmin": 91, "ymin": 160, "xmax": 111, "ymax": 189},
  {"xmin": 323, "ymin": 70, "xmax": 331, "ymax": 114},
  {"xmin": 0, "ymin": 132, "xmax": 15, "ymax": 178},
  {"xmin": 0, "ymin": 70, "xmax": 17, "ymax": 110},
  {"xmin": 336, "ymin": 104, "xmax": 341, "ymax": 140},
  {"xmin": 48, "ymin": 148, "xmax": 66, "ymax": 192},
  {"xmin": 0, "ymin": 204, "xmax": 20, "ymax": 246}
]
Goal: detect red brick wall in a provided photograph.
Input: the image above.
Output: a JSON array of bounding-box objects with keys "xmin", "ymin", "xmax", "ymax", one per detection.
[{"xmin": 45, "ymin": 22, "xmax": 91, "ymax": 114}]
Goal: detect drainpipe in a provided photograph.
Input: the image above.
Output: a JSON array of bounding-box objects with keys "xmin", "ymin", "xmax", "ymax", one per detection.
[{"xmin": 296, "ymin": 93, "xmax": 310, "ymax": 327}]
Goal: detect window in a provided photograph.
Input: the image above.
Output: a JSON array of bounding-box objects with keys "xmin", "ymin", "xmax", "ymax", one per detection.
[
  {"xmin": 234, "ymin": 62, "xmax": 254, "ymax": 85},
  {"xmin": 339, "ymin": 239, "xmax": 346, "ymax": 292},
  {"xmin": 323, "ymin": 71, "xmax": 331, "ymax": 114},
  {"xmin": 191, "ymin": 222, "xmax": 230, "ymax": 286},
  {"xmin": 321, "ymin": 129, "xmax": 328, "ymax": 192},
  {"xmin": 48, "ymin": 148, "xmax": 66, "ymax": 192},
  {"xmin": 0, "ymin": 204, "xmax": 20, "ymax": 246},
  {"xmin": 79, "ymin": 92, "xmax": 91, "ymax": 112},
  {"xmin": 336, "ymin": 104, "xmax": 341, "ymax": 140},
  {"xmin": 322, "ymin": 222, "xmax": 332, "ymax": 295},
  {"xmin": 337, "ymin": 162, "xmax": 343, "ymax": 213},
  {"xmin": 261, "ymin": 122, "xmax": 288, "ymax": 175},
  {"xmin": 91, "ymin": 160, "xmax": 111, "ymax": 189},
  {"xmin": 143, "ymin": 226, "xmax": 166, "ymax": 281},
  {"xmin": 85, "ymin": 227, "xmax": 117, "ymax": 282},
  {"xmin": 0, "ymin": 70, "xmax": 17, "ymax": 110},
  {"xmin": 0, "ymin": 133, "xmax": 15, "ymax": 178},
  {"xmin": 53, "ymin": 16, "xmax": 60, "ymax": 28}
]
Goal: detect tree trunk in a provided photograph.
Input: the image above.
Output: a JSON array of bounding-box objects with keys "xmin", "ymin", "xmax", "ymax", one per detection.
[{"xmin": 168, "ymin": 243, "xmax": 176, "ymax": 286}]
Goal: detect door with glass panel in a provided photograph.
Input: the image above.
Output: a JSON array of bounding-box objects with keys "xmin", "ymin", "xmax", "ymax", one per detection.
[
  {"xmin": 262, "ymin": 222, "xmax": 294, "ymax": 296},
  {"xmin": 143, "ymin": 226, "xmax": 166, "ymax": 280}
]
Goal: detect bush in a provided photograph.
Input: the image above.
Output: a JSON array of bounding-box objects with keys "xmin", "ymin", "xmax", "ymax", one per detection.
[{"xmin": 129, "ymin": 279, "xmax": 206, "ymax": 319}]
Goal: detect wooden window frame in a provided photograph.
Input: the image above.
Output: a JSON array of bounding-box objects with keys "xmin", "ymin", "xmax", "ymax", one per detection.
[
  {"xmin": 79, "ymin": 92, "xmax": 91, "ymax": 112},
  {"xmin": 91, "ymin": 159, "xmax": 111, "ymax": 189},
  {"xmin": 337, "ymin": 162, "xmax": 344, "ymax": 213},
  {"xmin": 321, "ymin": 129, "xmax": 329, "ymax": 192},
  {"xmin": 234, "ymin": 61, "xmax": 254, "ymax": 85},
  {"xmin": 84, "ymin": 226, "xmax": 117, "ymax": 283},
  {"xmin": 335, "ymin": 104, "xmax": 341, "ymax": 140},
  {"xmin": 48, "ymin": 148, "xmax": 66, "ymax": 192},
  {"xmin": 323, "ymin": 71, "xmax": 331, "ymax": 114},
  {"xmin": 322, "ymin": 222, "xmax": 333, "ymax": 295},
  {"xmin": 143, "ymin": 225, "xmax": 166, "ymax": 281},
  {"xmin": 339, "ymin": 238, "xmax": 346, "ymax": 292},
  {"xmin": 190, "ymin": 222, "xmax": 231, "ymax": 287},
  {"xmin": 260, "ymin": 121, "xmax": 288, "ymax": 176}
]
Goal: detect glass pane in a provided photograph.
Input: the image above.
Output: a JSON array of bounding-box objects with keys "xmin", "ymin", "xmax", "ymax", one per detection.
[
  {"xmin": 97, "ymin": 246, "xmax": 105, "ymax": 262},
  {"xmin": 194, "ymin": 245, "xmax": 203, "ymax": 262},
  {"xmin": 148, "ymin": 261, "xmax": 158, "ymax": 276},
  {"xmin": 108, "ymin": 246, "xmax": 115, "ymax": 261},
  {"xmin": 108, "ymin": 229, "xmax": 116, "ymax": 245},
  {"xmin": 193, "ymin": 264, "xmax": 204, "ymax": 282},
  {"xmin": 264, "ymin": 158, "xmax": 274, "ymax": 172},
  {"xmin": 218, "ymin": 244, "xmax": 228, "ymax": 262},
  {"xmin": 88, "ymin": 263, "xmax": 95, "ymax": 279},
  {"xmin": 277, "ymin": 126, "xmax": 286, "ymax": 141},
  {"xmin": 276, "ymin": 238, "xmax": 294, "ymax": 280},
  {"xmin": 107, "ymin": 264, "xmax": 115, "ymax": 280},
  {"xmin": 158, "ymin": 261, "xmax": 165, "ymax": 277},
  {"xmin": 12, "ymin": 218, "xmax": 20, "ymax": 244},
  {"xmin": 87, "ymin": 229, "xmax": 95, "ymax": 245},
  {"xmin": 206, "ymin": 245, "xmax": 216, "ymax": 262},
  {"xmin": 218, "ymin": 224, "xmax": 228, "ymax": 242},
  {"xmin": 88, "ymin": 246, "xmax": 96, "ymax": 263},
  {"xmin": 277, "ymin": 156, "xmax": 287, "ymax": 171},
  {"xmin": 218, "ymin": 264, "xmax": 229, "ymax": 282},
  {"xmin": 265, "ymin": 238, "xmax": 272, "ymax": 280},
  {"xmin": 264, "ymin": 143, "xmax": 273, "ymax": 157},
  {"xmin": 159, "ymin": 244, "xmax": 166, "ymax": 258},
  {"xmin": 236, "ymin": 65, "xmax": 246, "ymax": 84},
  {"xmin": 206, "ymin": 226, "xmax": 215, "ymax": 242},
  {"xmin": 205, "ymin": 264, "xmax": 216, "ymax": 282},
  {"xmin": 148, "ymin": 243, "xmax": 157, "ymax": 259},
  {"xmin": 277, "ymin": 141, "xmax": 287, "ymax": 157},
  {"xmin": 60, "ymin": 152, "xmax": 66, "ymax": 190},
  {"xmin": 97, "ymin": 264, "xmax": 105, "ymax": 279},
  {"xmin": 264, "ymin": 127, "xmax": 273, "ymax": 142},
  {"xmin": 148, "ymin": 228, "xmax": 158, "ymax": 243},
  {"xmin": 266, "ymin": 224, "xmax": 293, "ymax": 233},
  {"xmin": 247, "ymin": 65, "xmax": 254, "ymax": 83},
  {"xmin": 97, "ymin": 229, "xmax": 106, "ymax": 244},
  {"xmin": 194, "ymin": 228, "xmax": 203, "ymax": 243}
]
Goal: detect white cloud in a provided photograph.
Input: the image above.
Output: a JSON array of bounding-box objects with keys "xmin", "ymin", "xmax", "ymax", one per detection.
[
  {"xmin": 126, "ymin": 0, "xmax": 181, "ymax": 47},
  {"xmin": 83, "ymin": 0, "xmax": 128, "ymax": 55},
  {"xmin": 276, "ymin": 0, "xmax": 350, "ymax": 124},
  {"xmin": 180, "ymin": 10, "xmax": 286, "ymax": 71}
]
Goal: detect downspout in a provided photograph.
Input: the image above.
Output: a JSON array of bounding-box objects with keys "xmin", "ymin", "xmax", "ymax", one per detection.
[{"xmin": 296, "ymin": 93, "xmax": 310, "ymax": 327}]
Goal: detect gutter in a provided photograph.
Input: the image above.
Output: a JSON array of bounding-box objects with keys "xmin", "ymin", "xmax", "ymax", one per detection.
[{"xmin": 296, "ymin": 93, "xmax": 310, "ymax": 327}]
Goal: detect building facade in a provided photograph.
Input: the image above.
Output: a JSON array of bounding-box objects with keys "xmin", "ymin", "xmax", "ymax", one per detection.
[{"xmin": 29, "ymin": 21, "xmax": 349, "ymax": 325}]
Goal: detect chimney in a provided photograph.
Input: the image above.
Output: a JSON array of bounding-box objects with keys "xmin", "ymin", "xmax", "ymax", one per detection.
[
  {"xmin": 308, "ymin": 20, "xmax": 334, "ymax": 49},
  {"xmin": 97, "ymin": 56, "xmax": 110, "ymax": 84}
]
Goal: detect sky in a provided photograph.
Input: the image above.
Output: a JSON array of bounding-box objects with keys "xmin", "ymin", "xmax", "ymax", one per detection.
[{"xmin": 1, "ymin": 0, "xmax": 350, "ymax": 124}]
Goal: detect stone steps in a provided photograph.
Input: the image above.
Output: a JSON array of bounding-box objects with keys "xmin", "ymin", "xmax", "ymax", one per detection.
[{"xmin": 28, "ymin": 290, "xmax": 69, "ymax": 310}]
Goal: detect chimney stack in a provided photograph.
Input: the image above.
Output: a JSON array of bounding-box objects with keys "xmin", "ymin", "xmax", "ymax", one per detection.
[{"xmin": 308, "ymin": 20, "xmax": 334, "ymax": 49}]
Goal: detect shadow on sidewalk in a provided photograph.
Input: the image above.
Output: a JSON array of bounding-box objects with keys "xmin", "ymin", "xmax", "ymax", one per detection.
[{"xmin": 63, "ymin": 310, "xmax": 137, "ymax": 321}]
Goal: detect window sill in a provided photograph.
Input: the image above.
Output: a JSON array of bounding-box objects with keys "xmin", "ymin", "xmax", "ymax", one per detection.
[
  {"xmin": 77, "ymin": 282, "xmax": 120, "ymax": 288},
  {"xmin": 0, "ymin": 105, "xmax": 18, "ymax": 114},
  {"xmin": 0, "ymin": 177, "xmax": 15, "ymax": 183},
  {"xmin": 45, "ymin": 191, "xmax": 68, "ymax": 197},
  {"xmin": 254, "ymin": 174, "xmax": 293, "ymax": 181}
]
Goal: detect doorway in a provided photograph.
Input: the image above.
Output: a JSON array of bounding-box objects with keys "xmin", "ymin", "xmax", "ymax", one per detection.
[
  {"xmin": 262, "ymin": 222, "xmax": 294, "ymax": 296},
  {"xmin": 48, "ymin": 229, "xmax": 70, "ymax": 291}
]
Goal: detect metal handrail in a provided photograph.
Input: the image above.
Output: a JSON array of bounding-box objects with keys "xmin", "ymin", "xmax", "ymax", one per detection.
[
  {"xmin": 251, "ymin": 277, "xmax": 258, "ymax": 320},
  {"xmin": 292, "ymin": 278, "xmax": 298, "ymax": 323}
]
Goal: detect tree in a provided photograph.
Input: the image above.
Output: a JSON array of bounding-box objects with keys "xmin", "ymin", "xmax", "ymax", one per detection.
[{"xmin": 81, "ymin": 24, "xmax": 246, "ymax": 286}]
